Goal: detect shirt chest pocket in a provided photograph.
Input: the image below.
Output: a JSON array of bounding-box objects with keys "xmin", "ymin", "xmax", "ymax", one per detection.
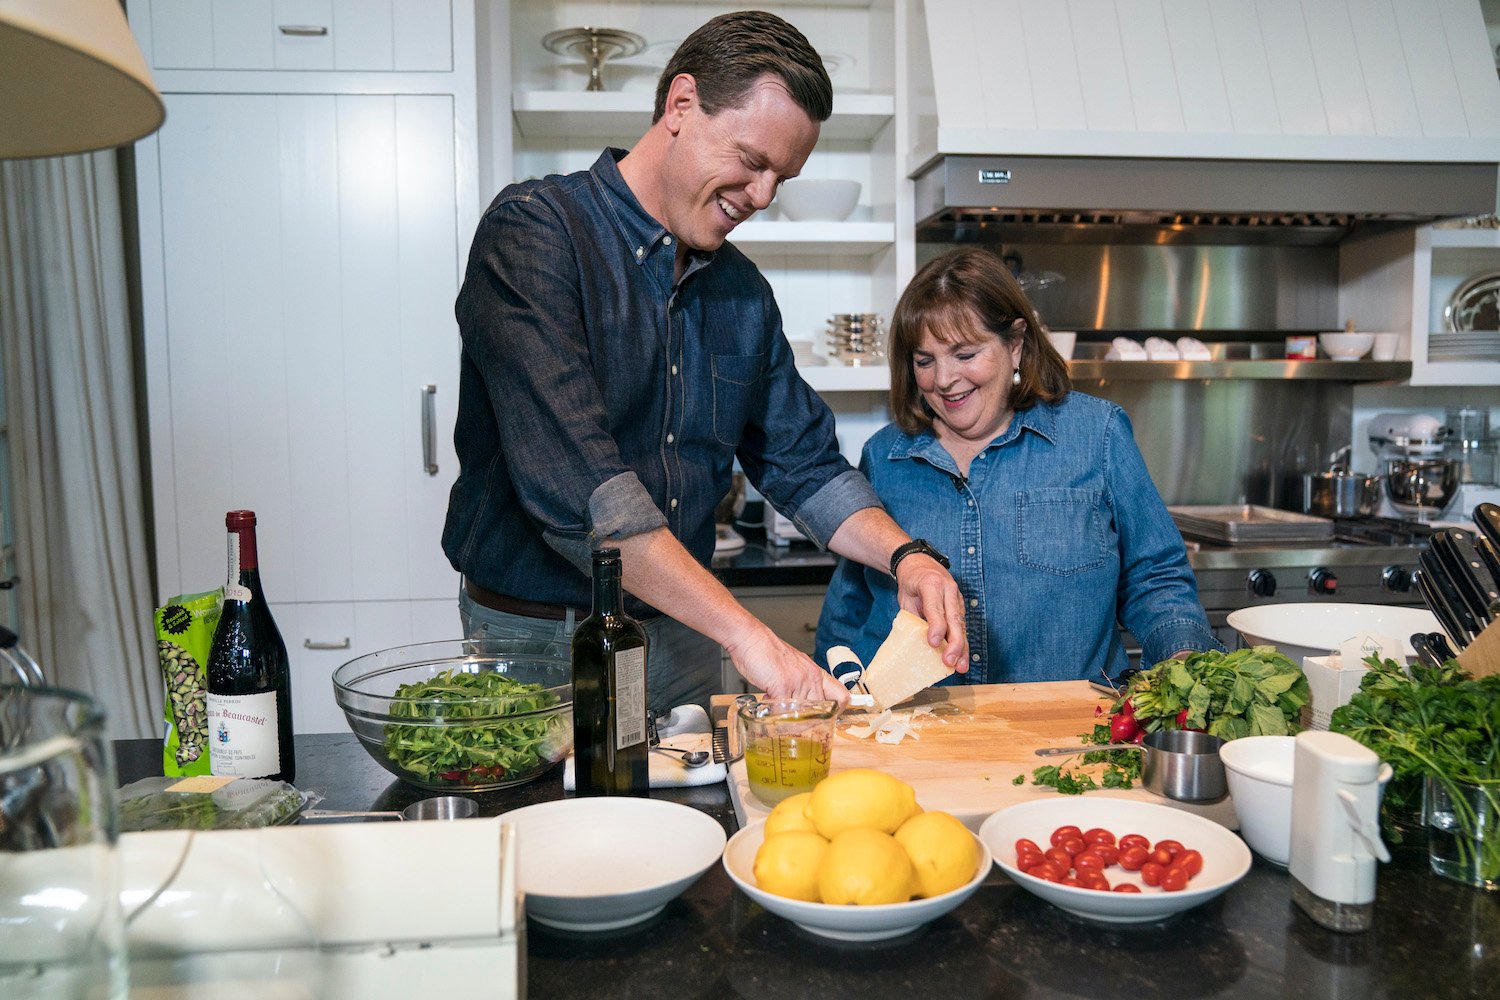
[
  {"xmin": 711, "ymin": 352, "xmax": 764, "ymax": 446},
  {"xmin": 1016, "ymin": 487, "xmax": 1110, "ymax": 575}
]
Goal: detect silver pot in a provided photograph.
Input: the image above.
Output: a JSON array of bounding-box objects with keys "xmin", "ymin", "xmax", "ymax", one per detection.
[
  {"xmin": 1384, "ymin": 457, "xmax": 1461, "ymax": 517},
  {"xmin": 1301, "ymin": 469, "xmax": 1382, "ymax": 517}
]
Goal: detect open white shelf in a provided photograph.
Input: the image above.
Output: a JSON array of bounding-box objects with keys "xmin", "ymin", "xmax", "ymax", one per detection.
[
  {"xmin": 512, "ymin": 90, "xmax": 895, "ymax": 141},
  {"xmin": 732, "ymin": 221, "xmax": 894, "ymax": 254},
  {"xmin": 798, "ymin": 364, "xmax": 890, "ymax": 392},
  {"xmin": 1430, "ymin": 228, "xmax": 1500, "ymax": 250}
]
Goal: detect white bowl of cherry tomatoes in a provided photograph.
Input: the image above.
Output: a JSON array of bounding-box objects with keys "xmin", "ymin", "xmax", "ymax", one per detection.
[{"xmin": 978, "ymin": 798, "xmax": 1252, "ymax": 924}]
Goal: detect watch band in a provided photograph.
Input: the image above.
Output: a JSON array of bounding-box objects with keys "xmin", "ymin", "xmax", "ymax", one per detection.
[{"xmin": 889, "ymin": 539, "xmax": 950, "ymax": 578}]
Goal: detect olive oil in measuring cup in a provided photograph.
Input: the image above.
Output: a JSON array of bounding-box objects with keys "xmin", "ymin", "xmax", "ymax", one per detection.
[{"xmin": 737, "ymin": 699, "xmax": 837, "ymax": 806}]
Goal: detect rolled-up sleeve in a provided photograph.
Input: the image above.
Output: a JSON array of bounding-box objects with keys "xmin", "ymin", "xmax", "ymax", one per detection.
[{"xmin": 458, "ymin": 196, "xmax": 665, "ymax": 572}]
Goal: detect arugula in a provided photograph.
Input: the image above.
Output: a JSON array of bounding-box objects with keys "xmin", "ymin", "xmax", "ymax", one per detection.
[
  {"xmin": 382, "ymin": 669, "xmax": 569, "ymax": 785},
  {"xmin": 1330, "ymin": 656, "xmax": 1500, "ymax": 864},
  {"xmin": 1123, "ymin": 647, "xmax": 1310, "ymax": 740}
]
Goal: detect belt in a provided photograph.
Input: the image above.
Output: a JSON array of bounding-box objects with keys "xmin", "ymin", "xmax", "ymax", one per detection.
[{"xmin": 464, "ymin": 579, "xmax": 576, "ymax": 622}]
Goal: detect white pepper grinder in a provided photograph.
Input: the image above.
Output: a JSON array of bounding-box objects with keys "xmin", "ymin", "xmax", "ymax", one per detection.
[{"xmin": 1288, "ymin": 730, "xmax": 1393, "ymax": 932}]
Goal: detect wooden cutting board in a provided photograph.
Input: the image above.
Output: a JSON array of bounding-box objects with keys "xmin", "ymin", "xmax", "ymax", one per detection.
[{"xmin": 718, "ymin": 681, "xmax": 1240, "ymax": 832}]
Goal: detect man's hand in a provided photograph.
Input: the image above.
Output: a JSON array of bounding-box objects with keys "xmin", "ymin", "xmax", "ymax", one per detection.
[
  {"xmin": 723, "ymin": 625, "xmax": 850, "ymax": 703},
  {"xmin": 894, "ymin": 553, "xmax": 969, "ymax": 671}
]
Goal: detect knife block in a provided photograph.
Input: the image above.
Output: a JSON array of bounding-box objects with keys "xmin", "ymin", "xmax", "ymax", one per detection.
[{"xmin": 1457, "ymin": 619, "xmax": 1500, "ymax": 678}]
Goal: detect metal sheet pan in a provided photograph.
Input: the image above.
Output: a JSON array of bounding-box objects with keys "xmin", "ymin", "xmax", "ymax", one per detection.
[{"xmin": 1169, "ymin": 505, "xmax": 1333, "ymax": 544}]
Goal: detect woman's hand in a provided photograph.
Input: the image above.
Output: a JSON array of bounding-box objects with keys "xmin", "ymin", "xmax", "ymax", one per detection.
[
  {"xmin": 724, "ymin": 625, "xmax": 851, "ymax": 703},
  {"xmin": 894, "ymin": 553, "xmax": 970, "ymax": 671}
]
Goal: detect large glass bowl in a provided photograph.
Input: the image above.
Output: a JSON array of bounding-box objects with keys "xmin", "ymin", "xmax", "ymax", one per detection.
[{"xmin": 332, "ymin": 639, "xmax": 573, "ymax": 792}]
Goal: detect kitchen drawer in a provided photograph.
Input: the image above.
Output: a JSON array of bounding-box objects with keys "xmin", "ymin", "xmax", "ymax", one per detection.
[
  {"xmin": 147, "ymin": 0, "xmax": 453, "ymax": 72},
  {"xmin": 278, "ymin": 598, "xmax": 460, "ymax": 735}
]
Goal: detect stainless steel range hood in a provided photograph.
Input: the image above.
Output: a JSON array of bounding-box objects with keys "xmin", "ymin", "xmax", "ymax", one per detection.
[{"xmin": 910, "ymin": 0, "xmax": 1500, "ymax": 246}]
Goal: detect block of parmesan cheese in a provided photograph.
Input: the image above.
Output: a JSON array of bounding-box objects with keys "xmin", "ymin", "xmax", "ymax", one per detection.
[{"xmin": 861, "ymin": 609, "xmax": 955, "ymax": 711}]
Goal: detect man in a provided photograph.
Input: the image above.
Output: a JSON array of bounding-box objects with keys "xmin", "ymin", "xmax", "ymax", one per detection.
[{"xmin": 444, "ymin": 11, "xmax": 967, "ymax": 713}]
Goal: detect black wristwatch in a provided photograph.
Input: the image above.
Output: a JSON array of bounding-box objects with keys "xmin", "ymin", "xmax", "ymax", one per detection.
[{"xmin": 890, "ymin": 538, "xmax": 950, "ymax": 578}]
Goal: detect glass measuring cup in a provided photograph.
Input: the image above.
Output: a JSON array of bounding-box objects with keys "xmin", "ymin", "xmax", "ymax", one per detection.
[{"xmin": 736, "ymin": 699, "xmax": 837, "ymax": 807}]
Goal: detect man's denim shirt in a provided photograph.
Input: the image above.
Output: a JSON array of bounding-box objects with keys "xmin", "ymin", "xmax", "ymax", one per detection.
[
  {"xmin": 816, "ymin": 393, "xmax": 1220, "ymax": 683},
  {"xmin": 443, "ymin": 149, "xmax": 878, "ymax": 615}
]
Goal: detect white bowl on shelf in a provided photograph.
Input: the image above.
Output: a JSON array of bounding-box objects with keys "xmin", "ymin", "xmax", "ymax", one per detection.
[
  {"xmin": 775, "ymin": 178, "xmax": 861, "ymax": 222},
  {"xmin": 1225, "ymin": 602, "xmax": 1440, "ymax": 665},
  {"xmin": 722, "ymin": 821, "xmax": 990, "ymax": 942},
  {"xmin": 1318, "ymin": 332, "xmax": 1375, "ymax": 360}
]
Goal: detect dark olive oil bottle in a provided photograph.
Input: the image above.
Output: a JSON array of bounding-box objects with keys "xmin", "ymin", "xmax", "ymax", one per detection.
[
  {"xmin": 571, "ymin": 548, "xmax": 649, "ymax": 795},
  {"xmin": 206, "ymin": 510, "xmax": 295, "ymax": 782}
]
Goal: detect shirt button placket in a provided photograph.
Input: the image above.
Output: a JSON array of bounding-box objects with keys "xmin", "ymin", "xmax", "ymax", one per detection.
[{"xmin": 958, "ymin": 478, "xmax": 985, "ymax": 682}]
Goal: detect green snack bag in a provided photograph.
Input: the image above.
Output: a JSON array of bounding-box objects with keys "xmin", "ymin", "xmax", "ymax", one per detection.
[{"xmin": 154, "ymin": 590, "xmax": 222, "ymax": 776}]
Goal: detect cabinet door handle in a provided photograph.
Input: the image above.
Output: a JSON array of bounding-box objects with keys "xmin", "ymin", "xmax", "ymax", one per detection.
[
  {"xmin": 278, "ymin": 24, "xmax": 329, "ymax": 36},
  {"xmin": 421, "ymin": 383, "xmax": 438, "ymax": 476},
  {"xmin": 303, "ymin": 637, "xmax": 351, "ymax": 650}
]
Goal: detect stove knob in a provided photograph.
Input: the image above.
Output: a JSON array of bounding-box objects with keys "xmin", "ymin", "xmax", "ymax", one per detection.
[
  {"xmin": 1247, "ymin": 569, "xmax": 1278, "ymax": 598},
  {"xmin": 1309, "ymin": 568, "xmax": 1339, "ymax": 596},
  {"xmin": 1382, "ymin": 565, "xmax": 1415, "ymax": 593}
]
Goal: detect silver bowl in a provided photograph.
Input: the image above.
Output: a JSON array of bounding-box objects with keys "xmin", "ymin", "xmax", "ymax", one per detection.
[{"xmin": 1383, "ymin": 457, "xmax": 1460, "ymax": 517}]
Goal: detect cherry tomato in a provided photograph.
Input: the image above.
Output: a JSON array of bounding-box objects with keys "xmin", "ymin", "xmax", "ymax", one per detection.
[
  {"xmin": 1045, "ymin": 847, "xmax": 1074, "ymax": 869},
  {"xmin": 1089, "ymin": 844, "xmax": 1120, "ymax": 867},
  {"xmin": 1083, "ymin": 828, "xmax": 1117, "ymax": 846},
  {"xmin": 1015, "ymin": 838, "xmax": 1042, "ymax": 857},
  {"xmin": 1155, "ymin": 839, "xmax": 1185, "ymax": 859},
  {"xmin": 1118, "ymin": 846, "xmax": 1149, "ymax": 871},
  {"xmin": 1050, "ymin": 825, "xmax": 1083, "ymax": 847},
  {"xmin": 1028, "ymin": 862, "xmax": 1064, "ymax": 882},
  {"xmin": 1140, "ymin": 861, "xmax": 1166, "ymax": 887},
  {"xmin": 1016, "ymin": 851, "xmax": 1045, "ymax": 873},
  {"xmin": 1176, "ymin": 708, "xmax": 1191, "ymax": 728},
  {"xmin": 1150, "ymin": 847, "xmax": 1174, "ymax": 867},
  {"xmin": 1059, "ymin": 836, "xmax": 1087, "ymax": 858},
  {"xmin": 1175, "ymin": 849, "xmax": 1204, "ymax": 878},
  {"xmin": 1077, "ymin": 870, "xmax": 1111, "ymax": 892},
  {"xmin": 1161, "ymin": 867, "xmax": 1190, "ymax": 892},
  {"xmin": 1113, "ymin": 883, "xmax": 1142, "ymax": 893},
  {"xmin": 1118, "ymin": 834, "xmax": 1150, "ymax": 851},
  {"xmin": 1109, "ymin": 712, "xmax": 1138, "ymax": 742},
  {"xmin": 1074, "ymin": 852, "xmax": 1107, "ymax": 872},
  {"xmin": 1061, "ymin": 876, "xmax": 1081, "ymax": 887}
]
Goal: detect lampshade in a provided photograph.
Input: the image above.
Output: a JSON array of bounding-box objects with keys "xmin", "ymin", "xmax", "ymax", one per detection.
[{"xmin": 0, "ymin": 0, "xmax": 165, "ymax": 159}]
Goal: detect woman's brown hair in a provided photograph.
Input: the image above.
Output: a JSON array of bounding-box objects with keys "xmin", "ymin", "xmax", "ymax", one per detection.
[{"xmin": 888, "ymin": 247, "xmax": 1070, "ymax": 435}]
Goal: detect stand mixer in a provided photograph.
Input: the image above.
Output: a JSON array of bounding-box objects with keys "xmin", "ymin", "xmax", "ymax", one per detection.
[{"xmin": 1368, "ymin": 412, "xmax": 1460, "ymax": 521}]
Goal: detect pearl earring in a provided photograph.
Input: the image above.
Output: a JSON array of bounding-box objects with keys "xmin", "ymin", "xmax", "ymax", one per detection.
[{"xmin": 1012, "ymin": 367, "xmax": 1021, "ymax": 386}]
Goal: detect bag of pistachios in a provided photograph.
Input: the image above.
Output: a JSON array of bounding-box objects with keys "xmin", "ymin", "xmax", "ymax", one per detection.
[{"xmin": 155, "ymin": 590, "xmax": 222, "ymax": 776}]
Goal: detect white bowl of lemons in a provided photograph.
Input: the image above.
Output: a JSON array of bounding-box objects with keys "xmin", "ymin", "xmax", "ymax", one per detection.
[{"xmin": 721, "ymin": 769, "xmax": 991, "ymax": 941}]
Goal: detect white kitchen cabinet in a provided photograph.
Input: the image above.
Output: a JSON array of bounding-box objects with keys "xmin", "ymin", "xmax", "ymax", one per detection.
[
  {"xmin": 719, "ymin": 585, "xmax": 829, "ymax": 694},
  {"xmin": 130, "ymin": 2, "xmax": 479, "ymax": 729},
  {"xmin": 1340, "ymin": 224, "xmax": 1500, "ymax": 386},
  {"xmin": 489, "ymin": 0, "xmax": 904, "ymax": 394}
]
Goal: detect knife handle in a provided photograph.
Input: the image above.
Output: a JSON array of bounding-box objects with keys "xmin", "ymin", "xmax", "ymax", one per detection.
[
  {"xmin": 1447, "ymin": 529, "xmax": 1500, "ymax": 622},
  {"xmin": 1474, "ymin": 503, "xmax": 1500, "ymax": 552},
  {"xmin": 1421, "ymin": 549, "xmax": 1481, "ymax": 642}
]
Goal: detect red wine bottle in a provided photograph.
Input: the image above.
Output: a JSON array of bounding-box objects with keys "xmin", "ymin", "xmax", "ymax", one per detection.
[
  {"xmin": 571, "ymin": 548, "xmax": 649, "ymax": 795},
  {"xmin": 206, "ymin": 510, "xmax": 294, "ymax": 782}
]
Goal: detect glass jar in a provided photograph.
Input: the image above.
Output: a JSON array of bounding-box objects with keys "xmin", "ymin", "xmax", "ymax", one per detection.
[{"xmin": 1424, "ymin": 774, "xmax": 1499, "ymax": 889}]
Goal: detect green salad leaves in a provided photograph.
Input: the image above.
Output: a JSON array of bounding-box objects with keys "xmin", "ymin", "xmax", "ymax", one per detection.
[
  {"xmin": 1124, "ymin": 647, "xmax": 1310, "ymax": 741},
  {"xmin": 382, "ymin": 669, "xmax": 569, "ymax": 786}
]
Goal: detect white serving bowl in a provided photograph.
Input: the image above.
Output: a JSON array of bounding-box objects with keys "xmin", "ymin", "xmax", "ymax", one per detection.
[
  {"xmin": 722, "ymin": 821, "xmax": 990, "ymax": 942},
  {"xmin": 1318, "ymin": 332, "xmax": 1375, "ymax": 360},
  {"xmin": 1219, "ymin": 736, "xmax": 1295, "ymax": 866},
  {"xmin": 1225, "ymin": 602, "xmax": 1441, "ymax": 665},
  {"xmin": 978, "ymin": 798, "xmax": 1251, "ymax": 924},
  {"xmin": 775, "ymin": 178, "xmax": 861, "ymax": 222},
  {"xmin": 504, "ymin": 798, "xmax": 726, "ymax": 931}
]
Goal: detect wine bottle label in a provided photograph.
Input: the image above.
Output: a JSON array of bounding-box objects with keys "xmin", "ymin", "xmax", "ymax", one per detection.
[
  {"xmin": 224, "ymin": 534, "xmax": 251, "ymax": 602},
  {"xmin": 207, "ymin": 692, "xmax": 281, "ymax": 775},
  {"xmin": 615, "ymin": 646, "xmax": 646, "ymax": 751}
]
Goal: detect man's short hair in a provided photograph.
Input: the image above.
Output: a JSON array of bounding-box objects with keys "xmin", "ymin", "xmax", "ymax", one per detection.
[{"xmin": 653, "ymin": 10, "xmax": 832, "ymax": 124}]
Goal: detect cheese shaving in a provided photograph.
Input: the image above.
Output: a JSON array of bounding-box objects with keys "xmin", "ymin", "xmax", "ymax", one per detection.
[{"xmin": 840, "ymin": 706, "xmax": 937, "ymax": 745}]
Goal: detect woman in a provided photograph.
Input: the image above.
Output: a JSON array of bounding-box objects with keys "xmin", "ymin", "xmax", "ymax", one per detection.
[{"xmin": 816, "ymin": 248, "xmax": 1219, "ymax": 684}]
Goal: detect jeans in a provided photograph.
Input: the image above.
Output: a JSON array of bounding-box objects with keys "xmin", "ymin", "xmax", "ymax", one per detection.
[{"xmin": 458, "ymin": 586, "xmax": 721, "ymax": 716}]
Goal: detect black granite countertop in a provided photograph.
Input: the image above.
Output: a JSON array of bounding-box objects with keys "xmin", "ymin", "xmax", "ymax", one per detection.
[{"xmin": 114, "ymin": 736, "xmax": 1498, "ymax": 999}]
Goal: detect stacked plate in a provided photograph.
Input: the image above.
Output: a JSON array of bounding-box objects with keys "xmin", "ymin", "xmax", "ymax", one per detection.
[
  {"xmin": 826, "ymin": 313, "xmax": 886, "ymax": 367},
  {"xmin": 1167, "ymin": 504, "xmax": 1334, "ymax": 545},
  {"xmin": 1428, "ymin": 331, "xmax": 1500, "ymax": 362}
]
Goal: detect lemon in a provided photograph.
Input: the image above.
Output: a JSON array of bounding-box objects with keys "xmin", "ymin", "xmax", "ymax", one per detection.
[
  {"xmin": 894, "ymin": 811, "xmax": 979, "ymax": 898},
  {"xmin": 753, "ymin": 830, "xmax": 829, "ymax": 903},
  {"xmin": 808, "ymin": 768, "xmax": 921, "ymax": 839},
  {"xmin": 763, "ymin": 792, "xmax": 817, "ymax": 838},
  {"xmin": 818, "ymin": 827, "xmax": 914, "ymax": 905}
]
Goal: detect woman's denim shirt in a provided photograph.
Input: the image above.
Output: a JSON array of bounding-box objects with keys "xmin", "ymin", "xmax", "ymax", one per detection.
[{"xmin": 816, "ymin": 392, "xmax": 1220, "ymax": 683}]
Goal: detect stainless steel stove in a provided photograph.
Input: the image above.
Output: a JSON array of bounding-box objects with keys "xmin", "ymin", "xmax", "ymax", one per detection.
[{"xmin": 1184, "ymin": 516, "xmax": 1431, "ymax": 637}]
